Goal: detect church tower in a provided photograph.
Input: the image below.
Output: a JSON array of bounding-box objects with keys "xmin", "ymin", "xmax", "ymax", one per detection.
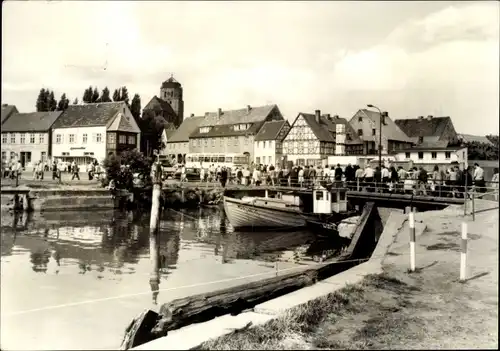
[{"xmin": 160, "ymin": 75, "xmax": 184, "ymax": 126}]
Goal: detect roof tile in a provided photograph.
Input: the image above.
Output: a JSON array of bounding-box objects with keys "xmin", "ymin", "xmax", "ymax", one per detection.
[
  {"xmin": 1, "ymin": 111, "xmax": 62, "ymax": 132},
  {"xmin": 52, "ymin": 102, "xmax": 125, "ymax": 128},
  {"xmin": 254, "ymin": 120, "xmax": 289, "ymax": 141},
  {"xmin": 168, "ymin": 116, "xmax": 204, "ymax": 143}
]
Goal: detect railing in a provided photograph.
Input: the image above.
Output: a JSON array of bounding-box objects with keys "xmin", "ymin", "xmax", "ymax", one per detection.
[{"xmin": 167, "ymin": 174, "xmax": 499, "ymax": 200}]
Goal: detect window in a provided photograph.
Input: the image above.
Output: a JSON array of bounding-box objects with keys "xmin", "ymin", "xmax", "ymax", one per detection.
[
  {"xmin": 2, "ymin": 134, "xmax": 6, "ymax": 143},
  {"xmin": 56, "ymin": 134, "xmax": 62, "ymax": 144},
  {"xmin": 41, "ymin": 151, "xmax": 46, "ymax": 162},
  {"xmin": 82, "ymin": 134, "xmax": 88, "ymax": 144},
  {"xmin": 211, "ymin": 139, "xmax": 215, "ymax": 147},
  {"xmin": 84, "ymin": 152, "xmax": 95, "ymax": 156},
  {"xmin": 1, "ymin": 151, "xmax": 6, "ymax": 160},
  {"xmin": 372, "ymin": 129, "xmax": 376, "ymax": 136},
  {"xmin": 10, "ymin": 134, "xmax": 15, "ymax": 143},
  {"xmin": 357, "ymin": 129, "xmax": 363, "ymax": 136},
  {"xmin": 204, "ymin": 139, "xmax": 208, "ymax": 146},
  {"xmin": 107, "ymin": 133, "xmax": 116, "ymax": 143},
  {"xmin": 62, "ymin": 152, "xmax": 69, "ymax": 156},
  {"xmin": 405, "ymin": 152, "xmax": 410, "ymax": 159},
  {"xmin": 418, "ymin": 136, "xmax": 424, "ymax": 144},
  {"xmin": 431, "ymin": 152, "xmax": 437, "ymax": 159},
  {"xmin": 128, "ymin": 135, "xmax": 135, "ymax": 145},
  {"xmin": 96, "ymin": 133, "xmax": 102, "ymax": 143},
  {"xmin": 119, "ymin": 135, "xmax": 127, "ymax": 144},
  {"xmin": 39, "ymin": 133, "xmax": 45, "ymax": 143},
  {"xmin": 220, "ymin": 137, "xmax": 224, "ymax": 146},
  {"xmin": 418, "ymin": 152, "xmax": 424, "ymax": 159},
  {"xmin": 245, "ymin": 136, "xmax": 249, "ymax": 145},
  {"xmin": 20, "ymin": 134, "xmax": 26, "ymax": 144},
  {"xmin": 445, "ymin": 151, "xmax": 451, "ymax": 159},
  {"xmin": 199, "ymin": 127, "xmax": 211, "ymax": 133},
  {"xmin": 69, "ymin": 134, "xmax": 75, "ymax": 143},
  {"xmin": 316, "ymin": 191, "xmax": 324, "ymax": 200},
  {"xmin": 30, "ymin": 133, "xmax": 35, "ymax": 144},
  {"xmin": 358, "ymin": 117, "xmax": 362, "ymax": 122},
  {"xmin": 234, "ymin": 137, "xmax": 238, "ymax": 146},
  {"xmin": 10, "ymin": 151, "xmax": 16, "ymax": 160}
]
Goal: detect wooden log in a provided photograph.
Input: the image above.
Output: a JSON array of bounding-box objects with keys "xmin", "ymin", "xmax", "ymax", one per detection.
[{"xmin": 150, "ymin": 258, "xmax": 354, "ymax": 337}]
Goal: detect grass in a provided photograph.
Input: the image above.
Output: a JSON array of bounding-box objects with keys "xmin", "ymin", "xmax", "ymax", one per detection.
[{"xmin": 201, "ymin": 262, "xmax": 498, "ymax": 350}]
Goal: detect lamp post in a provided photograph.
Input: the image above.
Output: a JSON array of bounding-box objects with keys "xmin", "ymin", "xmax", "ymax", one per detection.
[{"xmin": 366, "ymin": 104, "xmax": 387, "ymax": 170}]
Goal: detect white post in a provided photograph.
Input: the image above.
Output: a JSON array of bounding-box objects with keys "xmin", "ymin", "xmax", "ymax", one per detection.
[
  {"xmin": 460, "ymin": 222, "xmax": 468, "ymax": 282},
  {"xmin": 409, "ymin": 211, "xmax": 416, "ymax": 272}
]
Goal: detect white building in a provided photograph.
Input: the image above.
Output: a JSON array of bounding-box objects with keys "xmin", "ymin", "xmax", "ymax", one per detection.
[
  {"xmin": 1, "ymin": 111, "xmax": 62, "ymax": 169},
  {"xmin": 253, "ymin": 120, "xmax": 290, "ymax": 166},
  {"xmin": 394, "ymin": 143, "xmax": 468, "ymax": 167},
  {"xmin": 51, "ymin": 102, "xmax": 141, "ymax": 166}
]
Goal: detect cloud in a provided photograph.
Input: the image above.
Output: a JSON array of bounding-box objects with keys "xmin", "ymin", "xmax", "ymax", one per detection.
[{"xmin": 1, "ymin": 1, "xmax": 498, "ymax": 136}]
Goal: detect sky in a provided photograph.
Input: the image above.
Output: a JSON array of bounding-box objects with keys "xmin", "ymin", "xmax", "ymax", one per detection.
[{"xmin": 2, "ymin": 0, "xmax": 499, "ymax": 135}]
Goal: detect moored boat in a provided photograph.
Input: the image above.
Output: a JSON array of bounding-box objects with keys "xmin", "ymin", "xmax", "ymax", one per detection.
[{"xmin": 223, "ymin": 196, "xmax": 310, "ymax": 230}]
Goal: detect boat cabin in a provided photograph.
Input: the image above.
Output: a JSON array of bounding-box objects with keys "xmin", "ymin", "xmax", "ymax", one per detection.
[{"xmin": 313, "ymin": 187, "xmax": 347, "ymax": 214}]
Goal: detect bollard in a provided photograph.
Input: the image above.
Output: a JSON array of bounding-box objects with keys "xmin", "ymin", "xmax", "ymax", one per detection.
[
  {"xmin": 357, "ymin": 178, "xmax": 360, "ymax": 191},
  {"xmin": 460, "ymin": 222, "xmax": 468, "ymax": 282},
  {"xmin": 409, "ymin": 211, "xmax": 416, "ymax": 272}
]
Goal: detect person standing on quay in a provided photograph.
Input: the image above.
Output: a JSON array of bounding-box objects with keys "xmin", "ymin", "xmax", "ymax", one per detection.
[
  {"xmin": 220, "ymin": 166, "xmax": 228, "ymax": 188},
  {"xmin": 473, "ymin": 163, "xmax": 485, "ymax": 193},
  {"xmin": 491, "ymin": 168, "xmax": 499, "ymax": 201}
]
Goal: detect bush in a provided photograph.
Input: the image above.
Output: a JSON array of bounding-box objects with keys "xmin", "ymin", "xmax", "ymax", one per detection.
[{"xmin": 103, "ymin": 150, "xmax": 154, "ymax": 190}]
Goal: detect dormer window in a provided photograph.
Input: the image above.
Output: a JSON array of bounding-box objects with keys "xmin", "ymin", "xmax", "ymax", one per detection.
[
  {"xmin": 199, "ymin": 127, "xmax": 211, "ymax": 133},
  {"xmin": 234, "ymin": 123, "xmax": 251, "ymax": 131}
]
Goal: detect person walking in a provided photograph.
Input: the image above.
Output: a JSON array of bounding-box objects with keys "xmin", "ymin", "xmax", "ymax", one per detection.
[
  {"xmin": 87, "ymin": 162, "xmax": 94, "ymax": 180},
  {"xmin": 71, "ymin": 162, "xmax": 80, "ymax": 180},
  {"xmin": 220, "ymin": 166, "xmax": 228, "ymax": 188}
]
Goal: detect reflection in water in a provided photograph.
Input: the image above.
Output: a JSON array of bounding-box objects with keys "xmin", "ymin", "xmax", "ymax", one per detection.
[{"xmin": 1, "ymin": 206, "xmax": 350, "ymax": 350}]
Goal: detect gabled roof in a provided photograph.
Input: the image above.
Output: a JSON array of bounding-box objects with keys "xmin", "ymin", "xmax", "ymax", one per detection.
[
  {"xmin": 1, "ymin": 111, "xmax": 63, "ymax": 132},
  {"xmin": 52, "ymin": 102, "xmax": 126, "ymax": 128},
  {"xmin": 1, "ymin": 105, "xmax": 18, "ymax": 124},
  {"xmin": 144, "ymin": 96, "xmax": 177, "ymax": 116},
  {"xmin": 107, "ymin": 113, "xmax": 136, "ymax": 133},
  {"xmin": 254, "ymin": 120, "xmax": 289, "ymax": 141},
  {"xmin": 394, "ymin": 116, "xmax": 454, "ymax": 138},
  {"xmin": 191, "ymin": 104, "xmax": 282, "ymax": 138},
  {"xmin": 457, "ymin": 134, "xmax": 493, "ymax": 145},
  {"xmin": 198, "ymin": 104, "xmax": 278, "ymax": 127},
  {"xmin": 354, "ymin": 109, "xmax": 413, "ymax": 143},
  {"xmin": 168, "ymin": 116, "xmax": 204, "ymax": 143},
  {"xmin": 296, "ymin": 113, "xmax": 363, "ymax": 144}
]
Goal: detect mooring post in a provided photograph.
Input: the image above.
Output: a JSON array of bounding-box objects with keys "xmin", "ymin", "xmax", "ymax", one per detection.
[
  {"xmin": 409, "ymin": 210, "xmax": 416, "ymax": 272},
  {"xmin": 357, "ymin": 177, "xmax": 360, "ymax": 191},
  {"xmin": 472, "ymin": 191, "xmax": 475, "ymax": 221},
  {"xmin": 149, "ymin": 161, "xmax": 162, "ymax": 304},
  {"xmin": 460, "ymin": 222, "xmax": 468, "ymax": 282}
]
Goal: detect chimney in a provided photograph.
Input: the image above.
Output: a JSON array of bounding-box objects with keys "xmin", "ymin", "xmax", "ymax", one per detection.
[
  {"xmin": 418, "ymin": 116, "xmax": 424, "ymax": 119},
  {"xmin": 427, "ymin": 115, "xmax": 433, "ymax": 120},
  {"xmin": 217, "ymin": 108, "xmax": 222, "ymax": 119},
  {"xmin": 315, "ymin": 110, "xmax": 321, "ymax": 123},
  {"xmin": 333, "ymin": 114, "xmax": 339, "ymax": 119},
  {"xmin": 247, "ymin": 105, "xmax": 252, "ymax": 113},
  {"xmin": 325, "ymin": 114, "xmax": 331, "ymax": 120}
]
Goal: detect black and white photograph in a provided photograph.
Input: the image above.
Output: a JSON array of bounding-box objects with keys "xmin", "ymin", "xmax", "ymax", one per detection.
[{"xmin": 1, "ymin": 1, "xmax": 498, "ymax": 350}]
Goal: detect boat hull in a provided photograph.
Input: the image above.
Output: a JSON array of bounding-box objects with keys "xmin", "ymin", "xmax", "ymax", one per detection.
[
  {"xmin": 306, "ymin": 219, "xmax": 339, "ymax": 237},
  {"xmin": 223, "ymin": 196, "xmax": 307, "ymax": 230}
]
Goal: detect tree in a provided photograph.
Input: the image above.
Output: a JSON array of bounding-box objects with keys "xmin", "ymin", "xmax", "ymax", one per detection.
[
  {"xmin": 130, "ymin": 94, "xmax": 141, "ymax": 121},
  {"xmin": 113, "ymin": 88, "xmax": 121, "ymax": 102},
  {"xmin": 120, "ymin": 86, "xmax": 130, "ymax": 105},
  {"xmin": 103, "ymin": 149, "xmax": 153, "ymax": 190},
  {"xmin": 73, "ymin": 97, "xmax": 79, "ymax": 105},
  {"xmin": 100, "ymin": 87, "xmax": 112, "ymax": 102},
  {"xmin": 486, "ymin": 134, "xmax": 499, "ymax": 148},
  {"xmin": 465, "ymin": 141, "xmax": 499, "ymax": 161},
  {"xmin": 91, "ymin": 87, "xmax": 100, "ymax": 103},
  {"xmin": 48, "ymin": 91, "xmax": 57, "ymax": 111},
  {"xmin": 140, "ymin": 108, "xmax": 167, "ymax": 156},
  {"xmin": 36, "ymin": 88, "xmax": 48, "ymax": 112},
  {"xmin": 83, "ymin": 86, "xmax": 93, "ymax": 103},
  {"xmin": 57, "ymin": 93, "xmax": 70, "ymax": 111}
]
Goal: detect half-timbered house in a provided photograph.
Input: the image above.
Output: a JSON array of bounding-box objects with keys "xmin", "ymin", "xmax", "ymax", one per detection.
[{"xmin": 282, "ymin": 110, "xmax": 363, "ymax": 166}]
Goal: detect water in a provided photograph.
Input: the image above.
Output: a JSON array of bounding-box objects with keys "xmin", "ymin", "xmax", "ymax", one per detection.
[{"xmin": 0, "ymin": 207, "xmax": 345, "ymax": 350}]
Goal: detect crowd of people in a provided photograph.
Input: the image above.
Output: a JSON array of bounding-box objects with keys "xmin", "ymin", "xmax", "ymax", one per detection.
[{"xmin": 191, "ymin": 162, "xmax": 497, "ymax": 198}]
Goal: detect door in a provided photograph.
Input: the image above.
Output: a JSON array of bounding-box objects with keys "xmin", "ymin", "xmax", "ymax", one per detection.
[{"xmin": 20, "ymin": 152, "xmax": 31, "ymax": 168}]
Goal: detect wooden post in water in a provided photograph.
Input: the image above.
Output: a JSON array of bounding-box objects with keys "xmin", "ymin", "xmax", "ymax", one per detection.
[
  {"xmin": 472, "ymin": 192, "xmax": 475, "ymax": 222},
  {"xmin": 149, "ymin": 161, "xmax": 162, "ymax": 305}
]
